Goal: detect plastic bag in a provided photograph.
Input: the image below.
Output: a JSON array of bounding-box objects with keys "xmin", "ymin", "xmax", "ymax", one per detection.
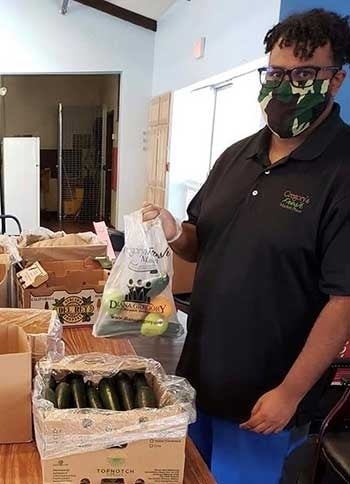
[
  {"xmin": 0, "ymin": 234, "xmax": 21, "ymax": 264},
  {"xmin": 33, "ymin": 353, "xmax": 196, "ymax": 459},
  {"xmin": 93, "ymin": 211, "xmax": 184, "ymax": 338}
]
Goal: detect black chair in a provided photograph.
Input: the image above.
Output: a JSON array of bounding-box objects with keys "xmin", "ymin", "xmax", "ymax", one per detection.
[
  {"xmin": 174, "ymin": 292, "xmax": 191, "ymax": 314},
  {"xmin": 285, "ymin": 359, "xmax": 350, "ymax": 484},
  {"xmin": 311, "ymin": 359, "xmax": 350, "ymax": 484},
  {"xmin": 0, "ymin": 214, "xmax": 22, "ymax": 235}
]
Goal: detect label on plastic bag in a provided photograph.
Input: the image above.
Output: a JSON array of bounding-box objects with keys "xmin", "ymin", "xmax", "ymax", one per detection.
[{"xmin": 93, "ymin": 212, "xmax": 184, "ymax": 339}]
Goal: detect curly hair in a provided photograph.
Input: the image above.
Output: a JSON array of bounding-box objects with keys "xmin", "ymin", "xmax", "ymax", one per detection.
[{"xmin": 264, "ymin": 9, "xmax": 350, "ymax": 66}]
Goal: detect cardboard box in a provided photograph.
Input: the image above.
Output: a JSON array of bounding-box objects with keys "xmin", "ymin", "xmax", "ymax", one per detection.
[
  {"xmin": 17, "ymin": 260, "xmax": 108, "ymax": 327},
  {"xmin": 34, "ymin": 355, "xmax": 195, "ymax": 484},
  {"xmin": 0, "ymin": 325, "xmax": 32, "ymax": 443},
  {"xmin": 0, "ymin": 308, "xmax": 64, "ymax": 373},
  {"xmin": 18, "ymin": 232, "xmax": 107, "ymax": 262},
  {"xmin": 0, "ymin": 307, "xmax": 56, "ymax": 333},
  {"xmin": 42, "ymin": 437, "xmax": 186, "ymax": 484}
]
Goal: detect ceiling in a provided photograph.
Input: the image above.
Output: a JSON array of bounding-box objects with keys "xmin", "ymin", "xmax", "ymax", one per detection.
[{"xmin": 107, "ymin": 0, "xmax": 178, "ymax": 20}]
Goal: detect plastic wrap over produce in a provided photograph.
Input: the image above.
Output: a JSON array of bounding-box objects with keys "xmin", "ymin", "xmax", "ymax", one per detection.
[
  {"xmin": 0, "ymin": 308, "xmax": 64, "ymax": 367},
  {"xmin": 0, "ymin": 234, "xmax": 21, "ymax": 264},
  {"xmin": 28, "ymin": 310, "xmax": 65, "ymax": 365},
  {"xmin": 93, "ymin": 211, "xmax": 184, "ymax": 339},
  {"xmin": 33, "ymin": 353, "xmax": 196, "ymax": 459}
]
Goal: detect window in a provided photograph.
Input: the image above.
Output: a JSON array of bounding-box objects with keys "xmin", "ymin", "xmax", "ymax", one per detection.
[
  {"xmin": 168, "ymin": 59, "xmax": 266, "ymax": 220},
  {"xmin": 210, "ymin": 70, "xmax": 264, "ymax": 167}
]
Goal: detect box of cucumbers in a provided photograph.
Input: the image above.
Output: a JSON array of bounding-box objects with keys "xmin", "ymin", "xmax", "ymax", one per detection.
[
  {"xmin": 45, "ymin": 371, "xmax": 157, "ymax": 411},
  {"xmin": 33, "ymin": 353, "xmax": 196, "ymax": 460}
]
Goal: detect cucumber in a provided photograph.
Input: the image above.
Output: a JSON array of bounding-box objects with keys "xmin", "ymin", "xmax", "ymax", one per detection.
[
  {"xmin": 69, "ymin": 374, "xmax": 87, "ymax": 408},
  {"xmin": 99, "ymin": 378, "xmax": 121, "ymax": 410},
  {"xmin": 147, "ymin": 273, "xmax": 170, "ymax": 298},
  {"xmin": 56, "ymin": 382, "xmax": 72, "ymax": 409},
  {"xmin": 44, "ymin": 387, "xmax": 57, "ymax": 407},
  {"xmin": 86, "ymin": 381, "xmax": 103, "ymax": 409},
  {"xmin": 135, "ymin": 386, "xmax": 157, "ymax": 409},
  {"xmin": 49, "ymin": 374, "xmax": 57, "ymax": 391},
  {"xmin": 115, "ymin": 373, "xmax": 135, "ymax": 410},
  {"xmin": 133, "ymin": 373, "xmax": 148, "ymax": 391}
]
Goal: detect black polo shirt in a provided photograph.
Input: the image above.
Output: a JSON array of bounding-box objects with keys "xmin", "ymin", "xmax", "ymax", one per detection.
[{"xmin": 176, "ymin": 103, "xmax": 350, "ymax": 425}]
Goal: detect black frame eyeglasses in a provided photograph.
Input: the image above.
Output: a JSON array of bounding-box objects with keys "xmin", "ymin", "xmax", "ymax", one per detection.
[{"xmin": 258, "ymin": 66, "xmax": 341, "ymax": 88}]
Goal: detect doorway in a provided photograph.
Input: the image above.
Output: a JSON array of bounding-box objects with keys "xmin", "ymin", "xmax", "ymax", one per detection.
[{"xmin": 0, "ymin": 74, "xmax": 120, "ymax": 232}]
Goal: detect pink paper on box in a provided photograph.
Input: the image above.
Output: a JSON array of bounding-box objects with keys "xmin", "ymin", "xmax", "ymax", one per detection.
[{"xmin": 93, "ymin": 221, "xmax": 116, "ymax": 261}]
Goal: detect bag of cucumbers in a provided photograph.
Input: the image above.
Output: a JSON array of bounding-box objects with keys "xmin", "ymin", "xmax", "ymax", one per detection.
[{"xmin": 93, "ymin": 210, "xmax": 184, "ymax": 339}]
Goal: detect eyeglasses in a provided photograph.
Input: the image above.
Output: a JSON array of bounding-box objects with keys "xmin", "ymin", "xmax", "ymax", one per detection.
[{"xmin": 258, "ymin": 66, "xmax": 341, "ymax": 88}]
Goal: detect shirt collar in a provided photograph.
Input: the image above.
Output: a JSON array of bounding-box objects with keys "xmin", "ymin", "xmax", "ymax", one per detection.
[
  {"xmin": 246, "ymin": 103, "xmax": 345, "ymax": 163},
  {"xmin": 245, "ymin": 126, "xmax": 271, "ymax": 161},
  {"xmin": 291, "ymin": 103, "xmax": 344, "ymax": 161}
]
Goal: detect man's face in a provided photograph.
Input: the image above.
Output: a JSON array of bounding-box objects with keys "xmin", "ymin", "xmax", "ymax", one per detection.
[{"xmin": 269, "ymin": 41, "xmax": 346, "ymax": 97}]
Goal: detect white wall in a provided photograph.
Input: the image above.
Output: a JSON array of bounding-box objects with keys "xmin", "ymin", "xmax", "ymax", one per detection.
[
  {"xmin": 0, "ymin": 0, "xmax": 155, "ymax": 229},
  {"xmin": 153, "ymin": 0, "xmax": 281, "ymax": 95}
]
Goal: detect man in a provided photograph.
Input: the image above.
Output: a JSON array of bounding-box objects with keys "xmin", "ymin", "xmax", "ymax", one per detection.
[{"xmin": 143, "ymin": 9, "xmax": 350, "ymax": 483}]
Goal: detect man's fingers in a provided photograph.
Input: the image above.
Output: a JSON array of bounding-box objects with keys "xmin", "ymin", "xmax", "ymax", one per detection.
[
  {"xmin": 142, "ymin": 204, "xmax": 160, "ymax": 213},
  {"xmin": 251, "ymin": 400, "xmax": 263, "ymax": 416},
  {"xmin": 240, "ymin": 414, "xmax": 264, "ymax": 430},
  {"xmin": 249, "ymin": 423, "xmax": 271, "ymax": 434},
  {"xmin": 142, "ymin": 202, "xmax": 162, "ymax": 221},
  {"xmin": 143, "ymin": 210, "xmax": 160, "ymax": 221}
]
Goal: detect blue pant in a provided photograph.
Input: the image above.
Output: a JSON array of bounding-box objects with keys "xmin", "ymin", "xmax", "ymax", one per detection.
[{"xmin": 189, "ymin": 409, "xmax": 308, "ymax": 484}]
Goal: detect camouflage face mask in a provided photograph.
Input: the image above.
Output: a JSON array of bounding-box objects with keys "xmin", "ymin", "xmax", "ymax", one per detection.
[{"xmin": 258, "ymin": 79, "xmax": 331, "ymax": 138}]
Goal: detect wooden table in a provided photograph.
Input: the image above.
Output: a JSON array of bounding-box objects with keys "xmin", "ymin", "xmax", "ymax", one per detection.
[{"xmin": 1, "ymin": 328, "xmax": 216, "ymax": 484}]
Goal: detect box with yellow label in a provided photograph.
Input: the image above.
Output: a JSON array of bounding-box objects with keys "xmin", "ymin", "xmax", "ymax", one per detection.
[{"xmin": 17, "ymin": 259, "xmax": 108, "ymax": 326}]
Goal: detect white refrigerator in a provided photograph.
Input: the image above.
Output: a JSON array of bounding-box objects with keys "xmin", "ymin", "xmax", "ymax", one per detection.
[{"xmin": 2, "ymin": 137, "xmax": 40, "ymax": 234}]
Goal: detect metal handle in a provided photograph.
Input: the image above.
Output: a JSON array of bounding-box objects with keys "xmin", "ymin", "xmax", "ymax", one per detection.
[{"xmin": 0, "ymin": 214, "xmax": 22, "ymax": 235}]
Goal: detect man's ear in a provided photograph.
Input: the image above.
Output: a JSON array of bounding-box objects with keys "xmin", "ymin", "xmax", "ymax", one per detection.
[{"xmin": 330, "ymin": 70, "xmax": 346, "ymax": 96}]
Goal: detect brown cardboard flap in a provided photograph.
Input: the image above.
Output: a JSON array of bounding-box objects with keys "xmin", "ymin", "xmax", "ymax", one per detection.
[
  {"xmin": 19, "ymin": 233, "xmax": 107, "ymax": 262},
  {"xmin": 40, "ymin": 258, "xmax": 100, "ymax": 275},
  {"xmin": 37, "ymin": 259, "xmax": 108, "ymax": 292},
  {"xmin": 0, "ymin": 325, "xmax": 32, "ymax": 443},
  {"xmin": 0, "ymin": 325, "xmax": 31, "ymax": 355},
  {"xmin": 0, "ymin": 308, "xmax": 54, "ymax": 334}
]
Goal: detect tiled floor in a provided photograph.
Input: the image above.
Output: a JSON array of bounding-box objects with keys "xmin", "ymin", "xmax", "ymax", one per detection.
[{"xmin": 41, "ymin": 213, "xmax": 93, "ymax": 233}]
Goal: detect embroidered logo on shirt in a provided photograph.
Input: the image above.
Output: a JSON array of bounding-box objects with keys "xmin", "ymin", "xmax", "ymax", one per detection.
[{"xmin": 280, "ymin": 190, "xmax": 310, "ymax": 214}]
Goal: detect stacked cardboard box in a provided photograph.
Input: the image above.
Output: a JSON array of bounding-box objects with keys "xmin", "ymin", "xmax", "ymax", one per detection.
[
  {"xmin": 17, "ymin": 259, "xmax": 108, "ymax": 327},
  {"xmin": 16, "ymin": 232, "xmax": 109, "ymax": 327}
]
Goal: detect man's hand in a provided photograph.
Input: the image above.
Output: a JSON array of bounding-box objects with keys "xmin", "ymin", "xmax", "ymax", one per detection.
[
  {"xmin": 240, "ymin": 384, "xmax": 301, "ymax": 435},
  {"xmin": 142, "ymin": 202, "xmax": 179, "ymax": 241}
]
